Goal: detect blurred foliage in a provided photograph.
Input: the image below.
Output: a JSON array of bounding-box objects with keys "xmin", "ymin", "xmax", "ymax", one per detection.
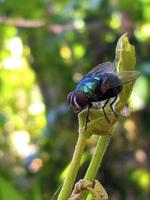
[{"xmin": 0, "ymin": 0, "xmax": 150, "ymax": 200}]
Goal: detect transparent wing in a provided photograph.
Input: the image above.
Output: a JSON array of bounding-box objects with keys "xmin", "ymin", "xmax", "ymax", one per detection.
[
  {"xmin": 77, "ymin": 62, "xmax": 115, "ymax": 84},
  {"xmin": 104, "ymin": 71, "xmax": 140, "ymax": 91},
  {"xmin": 87, "ymin": 61, "xmax": 116, "ymax": 76},
  {"xmin": 120, "ymin": 71, "xmax": 141, "ymax": 84}
]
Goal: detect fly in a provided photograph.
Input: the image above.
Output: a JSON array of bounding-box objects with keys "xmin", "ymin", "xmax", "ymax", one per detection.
[{"xmin": 67, "ymin": 62, "xmax": 140, "ymax": 130}]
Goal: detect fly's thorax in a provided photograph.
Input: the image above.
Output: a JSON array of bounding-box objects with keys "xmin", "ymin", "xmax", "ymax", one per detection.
[
  {"xmin": 67, "ymin": 91, "xmax": 89, "ymax": 112},
  {"xmin": 75, "ymin": 75, "xmax": 102, "ymax": 97}
]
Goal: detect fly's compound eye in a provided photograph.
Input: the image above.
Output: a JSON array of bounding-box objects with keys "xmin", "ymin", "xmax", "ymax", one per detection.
[
  {"xmin": 67, "ymin": 91, "xmax": 78, "ymax": 110},
  {"xmin": 67, "ymin": 91, "xmax": 74, "ymax": 105},
  {"xmin": 75, "ymin": 92, "xmax": 88, "ymax": 109},
  {"xmin": 67, "ymin": 91, "xmax": 88, "ymax": 112}
]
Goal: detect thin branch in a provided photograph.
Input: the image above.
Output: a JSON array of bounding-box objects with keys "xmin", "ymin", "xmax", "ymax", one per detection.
[
  {"xmin": 0, "ymin": 16, "xmax": 75, "ymax": 33},
  {"xmin": 0, "ymin": 16, "xmax": 105, "ymax": 33},
  {"xmin": 0, "ymin": 16, "xmax": 45, "ymax": 28}
]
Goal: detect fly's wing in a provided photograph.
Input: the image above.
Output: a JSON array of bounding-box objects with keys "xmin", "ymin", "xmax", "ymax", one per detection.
[
  {"xmin": 77, "ymin": 62, "xmax": 115, "ymax": 84},
  {"xmin": 86, "ymin": 61, "xmax": 116, "ymax": 77},
  {"xmin": 120, "ymin": 71, "xmax": 141, "ymax": 85},
  {"xmin": 104, "ymin": 71, "xmax": 140, "ymax": 91}
]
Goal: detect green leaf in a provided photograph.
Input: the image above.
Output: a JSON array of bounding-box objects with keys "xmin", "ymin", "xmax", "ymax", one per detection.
[
  {"xmin": 0, "ymin": 177, "xmax": 25, "ymax": 200},
  {"xmin": 115, "ymin": 33, "xmax": 140, "ymax": 110},
  {"xmin": 32, "ymin": 180, "xmax": 42, "ymax": 200},
  {"xmin": 78, "ymin": 110, "xmax": 117, "ymax": 136},
  {"xmin": 115, "ymin": 33, "xmax": 136, "ymax": 71}
]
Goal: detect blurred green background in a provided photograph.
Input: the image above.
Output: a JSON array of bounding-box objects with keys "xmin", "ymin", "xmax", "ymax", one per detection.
[{"xmin": 0, "ymin": 0, "xmax": 150, "ymax": 200}]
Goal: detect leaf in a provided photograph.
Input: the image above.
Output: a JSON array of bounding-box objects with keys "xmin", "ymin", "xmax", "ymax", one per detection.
[
  {"xmin": 0, "ymin": 177, "xmax": 25, "ymax": 200},
  {"xmin": 69, "ymin": 179, "xmax": 108, "ymax": 200},
  {"xmin": 69, "ymin": 194, "xmax": 82, "ymax": 200},
  {"xmin": 115, "ymin": 33, "xmax": 136, "ymax": 71},
  {"xmin": 88, "ymin": 180, "xmax": 108, "ymax": 200},
  {"xmin": 78, "ymin": 110, "xmax": 117, "ymax": 136},
  {"xmin": 115, "ymin": 33, "xmax": 140, "ymax": 110},
  {"xmin": 32, "ymin": 180, "xmax": 42, "ymax": 200},
  {"xmin": 69, "ymin": 179, "xmax": 92, "ymax": 200}
]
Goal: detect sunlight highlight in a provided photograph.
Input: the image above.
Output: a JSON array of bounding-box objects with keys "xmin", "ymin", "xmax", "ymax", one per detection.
[
  {"xmin": 11, "ymin": 130, "xmax": 37, "ymax": 157},
  {"xmin": 129, "ymin": 76, "xmax": 148, "ymax": 110},
  {"xmin": 131, "ymin": 168, "xmax": 150, "ymax": 191},
  {"xmin": 124, "ymin": 119, "xmax": 136, "ymax": 141},
  {"xmin": 131, "ymin": 96, "xmax": 144, "ymax": 110},
  {"xmin": 60, "ymin": 46, "xmax": 72, "ymax": 60},
  {"xmin": 8, "ymin": 37, "xmax": 23, "ymax": 58},
  {"xmin": 135, "ymin": 23, "xmax": 150, "ymax": 40},
  {"xmin": 29, "ymin": 158, "xmax": 43, "ymax": 173},
  {"xmin": 135, "ymin": 149, "xmax": 146, "ymax": 163},
  {"xmin": 2, "ymin": 58, "xmax": 24, "ymax": 70},
  {"xmin": 73, "ymin": 73, "xmax": 83, "ymax": 82},
  {"xmin": 74, "ymin": 18, "xmax": 85, "ymax": 30},
  {"xmin": 73, "ymin": 44, "xmax": 85, "ymax": 59},
  {"xmin": 28, "ymin": 102, "xmax": 45, "ymax": 115},
  {"xmin": 2, "ymin": 36, "xmax": 24, "ymax": 70},
  {"xmin": 110, "ymin": 12, "xmax": 121, "ymax": 29}
]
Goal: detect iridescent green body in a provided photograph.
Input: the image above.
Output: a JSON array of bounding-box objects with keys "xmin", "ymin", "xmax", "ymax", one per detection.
[{"xmin": 75, "ymin": 75, "xmax": 101, "ymax": 96}]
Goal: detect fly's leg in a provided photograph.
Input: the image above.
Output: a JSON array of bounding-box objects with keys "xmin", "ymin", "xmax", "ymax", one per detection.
[
  {"xmin": 102, "ymin": 98, "xmax": 110, "ymax": 123},
  {"xmin": 85, "ymin": 103, "xmax": 92, "ymax": 130},
  {"xmin": 110, "ymin": 96, "xmax": 118, "ymax": 117}
]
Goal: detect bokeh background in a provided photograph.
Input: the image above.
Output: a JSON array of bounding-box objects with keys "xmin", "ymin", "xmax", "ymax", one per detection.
[{"xmin": 0, "ymin": 0, "xmax": 150, "ymax": 200}]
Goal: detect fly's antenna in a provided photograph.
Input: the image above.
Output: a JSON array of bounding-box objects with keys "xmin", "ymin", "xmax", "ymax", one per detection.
[{"xmin": 51, "ymin": 184, "xmax": 63, "ymax": 200}]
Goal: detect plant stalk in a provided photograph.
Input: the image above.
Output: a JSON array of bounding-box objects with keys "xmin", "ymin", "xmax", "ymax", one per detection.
[
  {"xmin": 57, "ymin": 130, "xmax": 86, "ymax": 200},
  {"xmin": 82, "ymin": 134, "xmax": 112, "ymax": 199},
  {"xmin": 85, "ymin": 135, "xmax": 111, "ymax": 181}
]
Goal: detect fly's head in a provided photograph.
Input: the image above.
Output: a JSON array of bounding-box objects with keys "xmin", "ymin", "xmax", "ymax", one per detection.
[{"xmin": 67, "ymin": 91, "xmax": 89, "ymax": 113}]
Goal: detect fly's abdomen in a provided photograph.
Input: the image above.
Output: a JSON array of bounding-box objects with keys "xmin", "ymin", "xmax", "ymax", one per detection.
[{"xmin": 99, "ymin": 72, "xmax": 122, "ymax": 100}]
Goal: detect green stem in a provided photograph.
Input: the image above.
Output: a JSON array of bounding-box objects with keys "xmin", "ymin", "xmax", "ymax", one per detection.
[
  {"xmin": 82, "ymin": 135, "xmax": 112, "ymax": 199},
  {"xmin": 57, "ymin": 130, "xmax": 86, "ymax": 200},
  {"xmin": 85, "ymin": 135, "xmax": 111, "ymax": 181}
]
